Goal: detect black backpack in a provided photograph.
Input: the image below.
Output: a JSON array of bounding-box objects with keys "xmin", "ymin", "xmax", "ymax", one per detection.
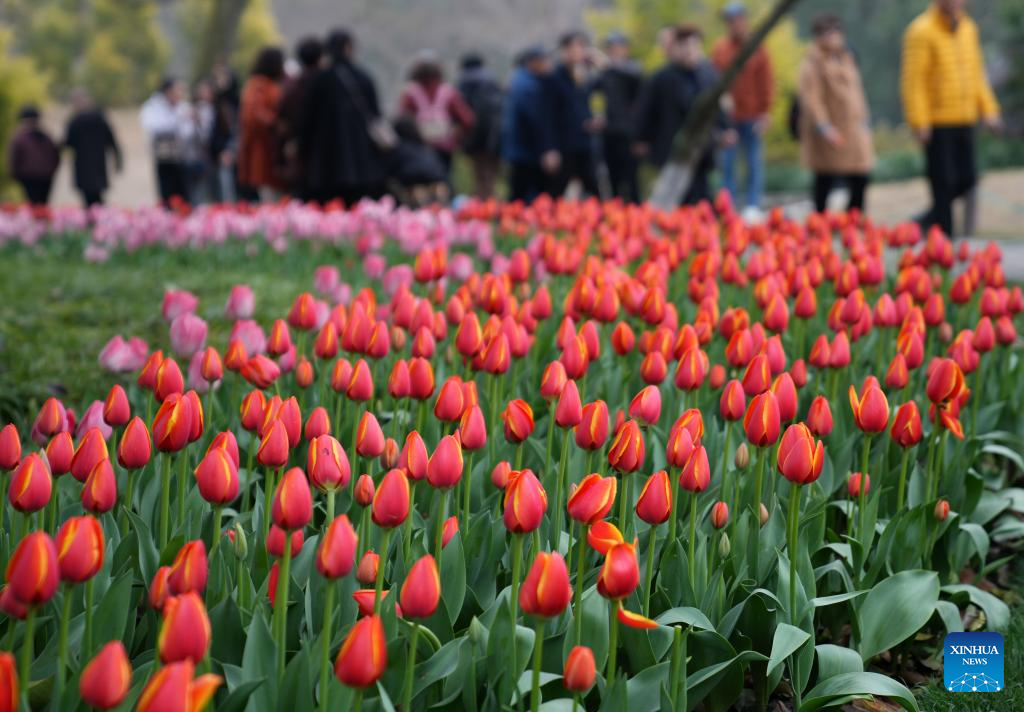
[{"xmin": 459, "ymin": 77, "xmax": 503, "ymax": 155}]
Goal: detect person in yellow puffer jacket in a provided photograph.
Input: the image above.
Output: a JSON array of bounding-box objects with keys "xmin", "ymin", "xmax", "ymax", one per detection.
[{"xmin": 901, "ymin": 0, "xmax": 1001, "ymax": 238}]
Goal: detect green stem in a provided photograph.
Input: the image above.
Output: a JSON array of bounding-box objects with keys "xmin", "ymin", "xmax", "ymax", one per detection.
[
  {"xmin": 210, "ymin": 505, "xmax": 223, "ymax": 556},
  {"xmin": 509, "ymin": 533, "xmax": 525, "ymax": 701},
  {"xmin": 374, "ymin": 528, "xmax": 394, "ymax": 614},
  {"xmin": 159, "ymin": 454, "xmax": 172, "ymax": 550},
  {"xmin": 275, "ymin": 533, "xmax": 293, "ymax": 681},
  {"xmin": 573, "ymin": 521, "xmax": 586, "ymax": 646},
  {"xmin": 353, "ymin": 688, "xmax": 363, "ymax": 712},
  {"xmin": 462, "ymin": 451, "xmax": 474, "ymax": 527},
  {"xmin": 858, "ymin": 435, "xmax": 871, "ymax": 543},
  {"xmin": 668, "ymin": 467, "xmax": 681, "ymax": 544},
  {"xmin": 551, "ymin": 429, "xmax": 570, "ymax": 551},
  {"xmin": 787, "ymin": 484, "xmax": 801, "ymax": 624},
  {"xmin": 896, "ymin": 447, "xmax": 911, "ymax": 512},
  {"xmin": 687, "ymin": 492, "xmax": 698, "ymax": 591},
  {"xmin": 263, "ymin": 467, "xmax": 278, "ymax": 543},
  {"xmin": 177, "ymin": 451, "xmax": 188, "ymax": 534},
  {"xmin": 530, "ymin": 617, "xmax": 545, "ymax": 712},
  {"xmin": 403, "ymin": 621, "xmax": 421, "ymax": 712},
  {"xmin": 56, "ymin": 588, "xmax": 72, "ymax": 702},
  {"xmin": 642, "ymin": 525, "xmax": 657, "ymax": 616},
  {"xmin": 669, "ymin": 625, "xmax": 688, "ymax": 710},
  {"xmin": 326, "ymin": 490, "xmax": 336, "ymax": 527},
  {"xmin": 84, "ymin": 577, "xmax": 94, "ymax": 656},
  {"xmin": 319, "ymin": 580, "xmax": 336, "ymax": 711},
  {"xmin": 402, "ymin": 482, "xmax": 415, "ymax": 563},
  {"xmin": 606, "ymin": 601, "xmax": 619, "ymax": 683},
  {"xmin": 19, "ymin": 607, "xmax": 35, "ymax": 698},
  {"xmin": 434, "ymin": 488, "xmax": 449, "ymax": 564}
]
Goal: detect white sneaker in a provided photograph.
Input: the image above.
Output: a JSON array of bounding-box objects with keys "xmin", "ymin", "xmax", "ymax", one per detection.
[{"xmin": 741, "ymin": 206, "xmax": 764, "ymax": 223}]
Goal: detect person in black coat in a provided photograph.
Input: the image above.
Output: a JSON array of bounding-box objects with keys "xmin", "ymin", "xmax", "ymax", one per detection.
[
  {"xmin": 548, "ymin": 31, "xmax": 600, "ymax": 197},
  {"xmin": 63, "ymin": 89, "xmax": 121, "ymax": 207},
  {"xmin": 300, "ymin": 28, "xmax": 387, "ymax": 205},
  {"xmin": 594, "ymin": 32, "xmax": 643, "ymax": 202},
  {"xmin": 633, "ymin": 24, "xmax": 735, "ymax": 205}
]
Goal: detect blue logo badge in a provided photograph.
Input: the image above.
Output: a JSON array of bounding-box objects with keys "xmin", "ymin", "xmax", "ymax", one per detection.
[{"xmin": 944, "ymin": 632, "xmax": 1004, "ymax": 692}]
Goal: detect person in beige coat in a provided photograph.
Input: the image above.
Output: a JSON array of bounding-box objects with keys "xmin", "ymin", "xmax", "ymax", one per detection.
[{"xmin": 798, "ymin": 14, "xmax": 875, "ymax": 214}]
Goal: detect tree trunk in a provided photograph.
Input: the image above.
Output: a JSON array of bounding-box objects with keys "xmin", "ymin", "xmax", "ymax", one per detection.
[
  {"xmin": 192, "ymin": 0, "xmax": 249, "ymax": 82},
  {"xmin": 649, "ymin": 0, "xmax": 805, "ymax": 208}
]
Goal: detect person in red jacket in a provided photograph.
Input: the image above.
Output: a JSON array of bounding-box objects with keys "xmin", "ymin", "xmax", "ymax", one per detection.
[
  {"xmin": 8, "ymin": 106, "xmax": 60, "ymax": 207},
  {"xmin": 238, "ymin": 47, "xmax": 286, "ymax": 201},
  {"xmin": 711, "ymin": 2, "xmax": 774, "ymax": 214}
]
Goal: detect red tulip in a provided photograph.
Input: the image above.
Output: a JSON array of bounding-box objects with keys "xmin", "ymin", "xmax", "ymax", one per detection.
[
  {"xmin": 502, "ymin": 399, "xmax": 535, "ymax": 443},
  {"xmin": 103, "ymin": 385, "xmax": 130, "ymax": 427},
  {"xmin": 612, "ymin": 321, "xmax": 635, "ymax": 355},
  {"xmin": 777, "ymin": 423, "xmax": 824, "ymax": 485},
  {"xmin": 926, "ymin": 357, "xmax": 968, "ymax": 405},
  {"xmin": 152, "ymin": 394, "xmax": 192, "ymax": 454},
  {"xmin": 304, "ymin": 407, "xmax": 331, "ymax": 442},
  {"xmin": 82, "ymin": 458, "xmax": 117, "ymax": 514},
  {"xmin": 399, "ymin": 431, "xmax": 429, "ymax": 481},
  {"xmin": 427, "ymin": 435, "xmax": 463, "ymax": 489},
  {"xmin": 272, "ymin": 467, "xmax": 312, "ymax": 530},
  {"xmin": 628, "ymin": 385, "xmax": 661, "ymax": 426},
  {"xmin": 0, "ymin": 586, "xmax": 27, "ymax": 621},
  {"xmin": 575, "ymin": 400, "xmax": 609, "ymax": 450},
  {"xmin": 45, "ymin": 432, "xmax": 74, "ymax": 476},
  {"xmin": 772, "ymin": 373, "xmax": 798, "ymax": 423},
  {"xmin": 640, "ymin": 351, "xmax": 668, "ymax": 385},
  {"xmin": 257, "ymin": 419, "xmax": 290, "ymax": 469},
  {"xmin": 635, "ymin": 470, "xmax": 672, "ymax": 525},
  {"xmin": 806, "ymin": 396, "xmax": 833, "ymax": 437},
  {"xmin": 79, "ymin": 641, "xmax": 132, "ymax": 710},
  {"xmin": 458, "ymin": 405, "xmax": 487, "ymax": 451},
  {"xmin": 158, "ymin": 592, "xmax": 211, "ymax": 663},
  {"xmin": 317, "ymin": 515, "xmax": 358, "ymax": 579},
  {"xmin": 0, "ymin": 652, "xmax": 16, "ymax": 711},
  {"xmin": 597, "ymin": 542, "xmax": 640, "ymax": 600},
  {"xmin": 442, "ymin": 516, "xmax": 459, "ymax": 548},
  {"xmin": 335, "ymin": 614, "xmax": 387, "ymax": 688},
  {"xmin": 567, "ymin": 474, "xmax": 617, "ymax": 525},
  {"xmin": 848, "ymin": 383, "xmax": 890, "ymax": 433},
  {"xmin": 434, "ymin": 377, "xmax": 465, "ymax": 422},
  {"xmin": 563, "ymin": 646, "xmax": 596, "ymax": 693},
  {"xmin": 266, "ymin": 525, "xmax": 304, "ymax": 558},
  {"xmin": 154, "ymin": 357, "xmax": 185, "ymax": 402},
  {"xmin": 607, "ymin": 419, "xmax": 644, "ymax": 473},
  {"xmin": 167, "ymin": 540, "xmax": 208, "ymax": 595},
  {"xmin": 307, "ymin": 435, "xmax": 351, "ymax": 492},
  {"xmin": 356, "ymin": 412, "xmax": 385, "ymax": 458},
  {"xmin": 503, "ymin": 469, "xmax": 547, "ymax": 533},
  {"xmin": 356, "ymin": 551, "xmax": 379, "ymax": 585},
  {"xmin": 54, "ymin": 515, "xmax": 103, "ymax": 584},
  {"xmin": 372, "ymin": 469, "xmax": 411, "ymax": 528},
  {"xmin": 520, "ymin": 552, "xmax": 572, "ymax": 617},
  {"xmin": 135, "ymin": 660, "xmax": 221, "ymax": 712},
  {"xmin": 934, "ymin": 499, "xmax": 950, "ymax": 521},
  {"xmin": 741, "ymin": 353, "xmax": 771, "ymax": 396},
  {"xmin": 890, "ymin": 401, "xmax": 923, "ymax": 448},
  {"xmin": 555, "ymin": 380, "xmax": 583, "ymax": 429},
  {"xmin": 885, "ymin": 353, "xmax": 910, "ymax": 390},
  {"xmin": 116, "ymin": 417, "xmax": 151, "ymax": 470},
  {"xmin": 148, "ymin": 566, "xmax": 172, "ymax": 611},
  {"xmin": 239, "ymin": 390, "xmax": 266, "ymax": 432},
  {"xmin": 539, "ymin": 361, "xmax": 568, "ymax": 400},
  {"xmin": 711, "ymin": 501, "xmax": 729, "ymax": 529},
  {"xmin": 491, "ymin": 461, "xmax": 512, "ymax": 489},
  {"xmin": 6, "ymin": 531, "xmax": 59, "ymax": 604},
  {"xmin": 354, "ymin": 474, "xmax": 375, "ymax": 507},
  {"xmin": 587, "ymin": 520, "xmax": 624, "ymax": 554},
  {"xmin": 719, "ymin": 380, "xmax": 746, "ymax": 421},
  {"xmin": 743, "ymin": 391, "xmax": 781, "ymax": 447},
  {"xmin": 194, "ymin": 449, "xmax": 238, "ymax": 505},
  {"xmin": 847, "ymin": 472, "xmax": 869, "ymax": 498},
  {"xmin": 679, "ymin": 445, "xmax": 711, "ymax": 492},
  {"xmin": 70, "ymin": 427, "xmax": 109, "ymax": 482},
  {"xmin": 400, "ymin": 554, "xmax": 441, "ymax": 619},
  {"xmin": 408, "ymin": 357, "xmax": 435, "ymax": 399},
  {"xmin": 8, "ymin": 453, "xmax": 51, "ymax": 513}
]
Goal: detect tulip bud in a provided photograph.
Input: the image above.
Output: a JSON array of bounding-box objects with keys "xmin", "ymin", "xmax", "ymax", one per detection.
[
  {"xmin": 679, "ymin": 446, "xmax": 711, "ymax": 493},
  {"xmin": 563, "ymin": 645, "xmax": 596, "ymax": 694},
  {"xmin": 8, "ymin": 453, "xmax": 51, "ymax": 513},
  {"xmin": 136, "ymin": 660, "xmax": 221, "ymax": 712},
  {"xmin": 70, "ymin": 427, "xmax": 109, "ymax": 482},
  {"xmin": 158, "ymin": 592, "xmax": 211, "ymax": 664},
  {"xmin": 6, "ymin": 531, "xmax": 59, "ymax": 604},
  {"xmin": 400, "ymin": 554, "xmax": 441, "ymax": 619},
  {"xmin": 491, "ymin": 461, "xmax": 511, "ymax": 489},
  {"xmin": 356, "ymin": 550, "xmax": 379, "ymax": 585},
  {"xmin": 372, "ymin": 468, "xmax": 410, "ymax": 528},
  {"xmin": 266, "ymin": 525, "xmax": 304, "ymax": 558},
  {"xmin": 847, "ymin": 472, "xmax": 869, "ymax": 498},
  {"xmin": 103, "ymin": 384, "xmax": 131, "ymax": 427},
  {"xmin": 607, "ymin": 419, "xmax": 645, "ymax": 473},
  {"xmin": 934, "ymin": 499, "xmax": 950, "ymax": 521},
  {"xmin": 82, "ymin": 458, "xmax": 117, "ymax": 514},
  {"xmin": 79, "ymin": 640, "xmax": 132, "ymax": 710},
  {"xmin": 718, "ymin": 532, "xmax": 732, "ymax": 557},
  {"xmin": 56, "ymin": 515, "xmax": 105, "ymax": 582},
  {"xmin": 307, "ymin": 435, "xmax": 351, "ymax": 492},
  {"xmin": 806, "ymin": 396, "xmax": 833, "ymax": 437},
  {"xmin": 334, "ymin": 615, "xmax": 387, "ymax": 688},
  {"xmin": 408, "ymin": 357, "xmax": 435, "ymax": 399},
  {"xmin": 743, "ymin": 391, "xmax": 781, "ymax": 447},
  {"xmin": 635, "ymin": 470, "xmax": 672, "ymax": 525},
  {"xmin": 503, "ymin": 469, "xmax": 547, "ymax": 533},
  {"xmin": 167, "ymin": 540, "xmax": 208, "ymax": 595},
  {"xmin": 117, "ymin": 417, "xmax": 152, "ymax": 470},
  {"xmin": 149, "ymin": 566, "xmax": 171, "ymax": 611},
  {"xmin": 152, "ymin": 394, "xmax": 192, "ymax": 454},
  {"xmin": 317, "ymin": 515, "xmax": 358, "ymax": 579},
  {"xmin": 567, "ymin": 474, "xmax": 617, "ymax": 525},
  {"xmin": 890, "ymin": 401, "xmax": 924, "ymax": 448},
  {"xmin": 734, "ymin": 442, "xmax": 750, "ymax": 469},
  {"xmin": 575, "ymin": 400, "xmax": 609, "ymax": 451},
  {"xmin": 434, "ymin": 377, "xmax": 465, "ymax": 422},
  {"xmin": 711, "ymin": 501, "xmax": 729, "ymax": 529},
  {"xmin": 555, "ymin": 380, "xmax": 583, "ymax": 429},
  {"xmin": 458, "ymin": 405, "xmax": 487, "ymax": 451},
  {"xmin": 45, "ymin": 432, "xmax": 74, "ymax": 476},
  {"xmin": 231, "ymin": 524, "xmax": 248, "ymax": 559},
  {"xmin": 628, "ymin": 385, "xmax": 662, "ymax": 426},
  {"xmin": 194, "ymin": 448, "xmax": 239, "ymax": 505},
  {"xmin": 427, "ymin": 435, "xmax": 463, "ymax": 489},
  {"xmin": 0, "ymin": 585, "xmax": 27, "ymax": 620},
  {"xmin": 272, "ymin": 467, "xmax": 313, "ymax": 531},
  {"xmin": 355, "ymin": 412, "xmax": 385, "ymax": 458},
  {"xmin": 354, "ymin": 474, "xmax": 375, "ymax": 507},
  {"xmin": 154, "ymin": 357, "xmax": 185, "ymax": 402},
  {"xmin": 256, "ymin": 419, "xmax": 290, "ymax": 469},
  {"xmin": 597, "ymin": 542, "xmax": 640, "ymax": 600},
  {"xmin": 520, "ymin": 552, "xmax": 572, "ymax": 617},
  {"xmin": 759, "ymin": 502, "xmax": 770, "ymax": 527},
  {"xmin": 501, "ymin": 399, "xmax": 535, "ymax": 443},
  {"xmin": 442, "ymin": 516, "xmax": 459, "ymax": 548}
]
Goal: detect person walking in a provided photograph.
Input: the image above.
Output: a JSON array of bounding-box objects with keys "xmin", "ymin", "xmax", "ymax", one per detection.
[
  {"xmin": 140, "ymin": 78, "xmax": 190, "ymax": 206},
  {"xmin": 238, "ymin": 47, "xmax": 286, "ymax": 201},
  {"xmin": 633, "ymin": 25, "xmax": 732, "ymax": 206},
  {"xmin": 456, "ymin": 53, "xmax": 504, "ymax": 199},
  {"xmin": 798, "ymin": 14, "xmax": 874, "ymax": 214},
  {"xmin": 62, "ymin": 89, "xmax": 122, "ymax": 207},
  {"xmin": 183, "ymin": 80, "xmax": 215, "ymax": 204},
  {"xmin": 209, "ymin": 58, "xmax": 240, "ymax": 203},
  {"xmin": 712, "ymin": 2, "xmax": 773, "ymax": 215},
  {"xmin": 548, "ymin": 31, "xmax": 601, "ymax": 197},
  {"xmin": 901, "ymin": 0, "xmax": 1001, "ymax": 237},
  {"xmin": 278, "ymin": 37, "xmax": 323, "ymax": 199},
  {"xmin": 397, "ymin": 51, "xmax": 475, "ymax": 181},
  {"xmin": 8, "ymin": 106, "xmax": 60, "ymax": 207},
  {"xmin": 501, "ymin": 44, "xmax": 560, "ymax": 203},
  {"xmin": 300, "ymin": 28, "xmax": 389, "ymax": 205},
  {"xmin": 594, "ymin": 31, "xmax": 642, "ymax": 202}
]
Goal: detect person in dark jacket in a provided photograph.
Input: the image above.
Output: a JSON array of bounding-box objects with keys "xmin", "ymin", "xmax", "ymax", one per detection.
[
  {"xmin": 209, "ymin": 57, "xmax": 240, "ymax": 203},
  {"xmin": 501, "ymin": 45, "xmax": 560, "ymax": 203},
  {"xmin": 548, "ymin": 31, "xmax": 601, "ymax": 197},
  {"xmin": 633, "ymin": 24, "xmax": 734, "ymax": 205},
  {"xmin": 8, "ymin": 106, "xmax": 60, "ymax": 206},
  {"xmin": 594, "ymin": 31, "xmax": 642, "ymax": 202},
  {"xmin": 278, "ymin": 36, "xmax": 323, "ymax": 198},
  {"xmin": 456, "ymin": 53, "xmax": 504, "ymax": 199},
  {"xmin": 300, "ymin": 28, "xmax": 387, "ymax": 205},
  {"xmin": 63, "ymin": 89, "xmax": 121, "ymax": 207},
  {"xmin": 387, "ymin": 116, "xmax": 449, "ymax": 205}
]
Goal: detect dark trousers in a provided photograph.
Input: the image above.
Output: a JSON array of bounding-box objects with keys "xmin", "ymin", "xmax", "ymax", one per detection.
[
  {"xmin": 924, "ymin": 125, "xmax": 976, "ymax": 237},
  {"xmin": 813, "ymin": 173, "xmax": 869, "ymax": 213},
  {"xmin": 19, "ymin": 177, "xmax": 53, "ymax": 206},
  {"xmin": 80, "ymin": 190, "xmax": 104, "ymax": 208},
  {"xmin": 553, "ymin": 150, "xmax": 600, "ymax": 198},
  {"xmin": 509, "ymin": 162, "xmax": 548, "ymax": 203},
  {"xmin": 603, "ymin": 133, "xmax": 639, "ymax": 202},
  {"xmin": 156, "ymin": 161, "xmax": 188, "ymax": 206},
  {"xmin": 681, "ymin": 167, "xmax": 712, "ymax": 206}
]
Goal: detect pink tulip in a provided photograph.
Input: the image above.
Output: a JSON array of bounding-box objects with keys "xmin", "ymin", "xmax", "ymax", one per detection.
[
  {"xmin": 98, "ymin": 335, "xmax": 149, "ymax": 373},
  {"xmin": 169, "ymin": 313, "xmax": 208, "ymax": 359},
  {"xmin": 188, "ymin": 352, "xmax": 212, "ymax": 394},
  {"xmin": 230, "ymin": 320, "xmax": 266, "ymax": 355},
  {"xmin": 224, "ymin": 285, "xmax": 255, "ymax": 319},
  {"xmin": 162, "ymin": 289, "xmax": 198, "ymax": 323},
  {"xmin": 363, "ymin": 254, "xmax": 386, "ymax": 279},
  {"xmin": 75, "ymin": 401, "xmax": 113, "ymax": 441},
  {"xmin": 314, "ymin": 266, "xmax": 339, "ymax": 296}
]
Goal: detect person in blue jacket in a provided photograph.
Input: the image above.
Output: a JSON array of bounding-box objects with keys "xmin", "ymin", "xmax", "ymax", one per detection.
[
  {"xmin": 548, "ymin": 31, "xmax": 602, "ymax": 198},
  {"xmin": 501, "ymin": 44, "xmax": 561, "ymax": 203}
]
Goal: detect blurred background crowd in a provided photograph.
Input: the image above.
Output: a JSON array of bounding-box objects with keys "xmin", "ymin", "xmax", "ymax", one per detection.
[{"xmin": 0, "ymin": 0, "xmax": 1020, "ymax": 236}]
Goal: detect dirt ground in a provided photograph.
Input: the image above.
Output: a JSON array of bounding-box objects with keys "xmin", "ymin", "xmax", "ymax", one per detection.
[{"xmin": 43, "ymin": 106, "xmax": 1024, "ymax": 241}]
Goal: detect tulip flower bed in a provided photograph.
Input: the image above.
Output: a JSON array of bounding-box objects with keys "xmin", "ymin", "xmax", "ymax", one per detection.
[{"xmin": 1, "ymin": 196, "xmax": 1023, "ymax": 712}]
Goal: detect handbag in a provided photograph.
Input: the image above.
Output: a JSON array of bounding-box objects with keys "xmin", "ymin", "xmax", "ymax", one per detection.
[{"xmin": 336, "ymin": 65, "xmax": 397, "ymax": 152}]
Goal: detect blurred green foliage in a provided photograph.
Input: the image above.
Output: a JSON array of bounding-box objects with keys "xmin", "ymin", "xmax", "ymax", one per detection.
[{"xmin": 0, "ymin": 28, "xmax": 50, "ymax": 199}]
